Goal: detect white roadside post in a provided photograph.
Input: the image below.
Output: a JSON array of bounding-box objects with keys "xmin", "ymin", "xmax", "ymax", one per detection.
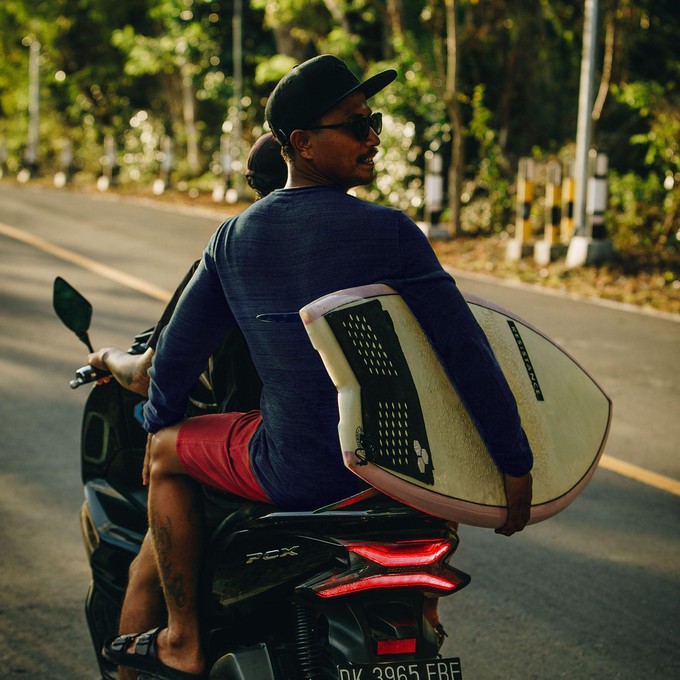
[
  {"xmin": 424, "ymin": 147, "xmax": 447, "ymax": 240},
  {"xmin": 18, "ymin": 38, "xmax": 40, "ymax": 183},
  {"xmin": 153, "ymin": 135, "xmax": 173, "ymax": 196},
  {"xmin": 97, "ymin": 134, "xmax": 116, "ymax": 191},
  {"xmin": 54, "ymin": 139, "xmax": 73, "ymax": 188}
]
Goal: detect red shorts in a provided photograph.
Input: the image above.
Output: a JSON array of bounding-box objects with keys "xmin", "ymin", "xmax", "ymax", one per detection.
[{"xmin": 176, "ymin": 411, "xmax": 271, "ymax": 503}]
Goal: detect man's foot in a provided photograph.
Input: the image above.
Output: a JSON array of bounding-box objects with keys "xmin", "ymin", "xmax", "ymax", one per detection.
[{"xmin": 103, "ymin": 627, "xmax": 205, "ymax": 680}]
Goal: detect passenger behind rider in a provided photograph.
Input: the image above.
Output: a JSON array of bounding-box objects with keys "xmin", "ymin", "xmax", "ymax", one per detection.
[
  {"xmin": 88, "ymin": 132, "xmax": 286, "ymax": 401},
  {"xmin": 103, "ymin": 55, "xmax": 533, "ymax": 680},
  {"xmin": 89, "ymin": 132, "xmax": 286, "ymax": 680}
]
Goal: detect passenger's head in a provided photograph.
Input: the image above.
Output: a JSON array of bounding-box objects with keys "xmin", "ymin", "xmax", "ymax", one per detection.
[
  {"xmin": 265, "ymin": 55, "xmax": 396, "ymax": 190},
  {"xmin": 245, "ymin": 132, "xmax": 288, "ymax": 198}
]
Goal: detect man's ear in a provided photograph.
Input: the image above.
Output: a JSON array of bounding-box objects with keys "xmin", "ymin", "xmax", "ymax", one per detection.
[{"xmin": 289, "ymin": 129, "xmax": 314, "ymax": 160}]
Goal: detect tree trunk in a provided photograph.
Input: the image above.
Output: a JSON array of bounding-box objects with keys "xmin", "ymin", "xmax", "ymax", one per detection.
[
  {"xmin": 180, "ymin": 62, "xmax": 200, "ymax": 174},
  {"xmin": 385, "ymin": 0, "xmax": 463, "ymax": 237},
  {"xmin": 385, "ymin": 0, "xmax": 403, "ymax": 58},
  {"xmin": 160, "ymin": 58, "xmax": 200, "ymax": 176},
  {"xmin": 444, "ymin": 0, "xmax": 463, "ymax": 238},
  {"xmin": 592, "ymin": 9, "xmax": 616, "ymax": 123}
]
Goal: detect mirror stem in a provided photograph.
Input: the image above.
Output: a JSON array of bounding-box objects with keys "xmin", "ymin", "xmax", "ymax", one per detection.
[{"xmin": 77, "ymin": 331, "xmax": 94, "ymax": 353}]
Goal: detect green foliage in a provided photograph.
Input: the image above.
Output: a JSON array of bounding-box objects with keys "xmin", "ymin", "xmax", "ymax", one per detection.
[
  {"xmin": 608, "ymin": 171, "xmax": 678, "ymax": 264},
  {"xmin": 461, "ymin": 85, "xmax": 514, "ymax": 234},
  {"xmin": 0, "ymin": 0, "xmax": 677, "ymax": 269},
  {"xmin": 254, "ymin": 54, "xmax": 297, "ymax": 89},
  {"xmin": 361, "ymin": 113, "xmax": 423, "ymax": 213},
  {"xmin": 605, "ymin": 74, "xmax": 680, "ymax": 263},
  {"xmin": 616, "ymin": 82, "xmax": 680, "ymax": 177}
]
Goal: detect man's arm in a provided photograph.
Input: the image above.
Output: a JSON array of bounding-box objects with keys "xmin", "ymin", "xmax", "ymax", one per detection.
[
  {"xmin": 389, "ymin": 216, "xmax": 534, "ymax": 533},
  {"xmin": 86, "ymin": 261, "xmax": 201, "ymax": 398},
  {"xmin": 88, "ymin": 347, "xmax": 154, "ymax": 396},
  {"xmin": 144, "ymin": 253, "xmax": 235, "ymax": 433}
]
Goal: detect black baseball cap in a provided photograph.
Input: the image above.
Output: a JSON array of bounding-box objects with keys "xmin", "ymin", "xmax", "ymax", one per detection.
[{"xmin": 265, "ymin": 55, "xmax": 397, "ymax": 145}]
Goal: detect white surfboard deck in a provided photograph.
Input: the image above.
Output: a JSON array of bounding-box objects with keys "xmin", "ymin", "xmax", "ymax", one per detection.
[{"xmin": 300, "ymin": 284, "xmax": 612, "ymax": 528}]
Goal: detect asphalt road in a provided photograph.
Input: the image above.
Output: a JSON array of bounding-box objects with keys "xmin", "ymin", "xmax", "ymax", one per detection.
[{"xmin": 0, "ymin": 183, "xmax": 678, "ymax": 679}]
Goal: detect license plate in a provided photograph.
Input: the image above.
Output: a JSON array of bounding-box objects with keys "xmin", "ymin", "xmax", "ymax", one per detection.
[{"xmin": 337, "ymin": 657, "xmax": 462, "ymax": 680}]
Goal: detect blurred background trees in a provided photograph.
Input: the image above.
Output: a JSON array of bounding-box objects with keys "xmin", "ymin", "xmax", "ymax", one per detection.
[{"xmin": 0, "ymin": 0, "xmax": 677, "ymax": 264}]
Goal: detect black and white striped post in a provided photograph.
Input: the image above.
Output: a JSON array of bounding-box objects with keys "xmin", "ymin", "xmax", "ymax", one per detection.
[
  {"xmin": 566, "ymin": 149, "xmax": 614, "ymax": 266},
  {"xmin": 588, "ymin": 151, "xmax": 609, "ymax": 240}
]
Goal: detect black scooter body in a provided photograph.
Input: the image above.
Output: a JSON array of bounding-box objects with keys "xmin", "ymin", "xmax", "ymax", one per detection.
[{"xmin": 55, "ymin": 279, "xmax": 469, "ymax": 680}]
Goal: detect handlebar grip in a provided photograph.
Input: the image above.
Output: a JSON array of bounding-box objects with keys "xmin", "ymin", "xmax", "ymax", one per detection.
[{"xmin": 70, "ymin": 365, "xmax": 111, "ymax": 389}]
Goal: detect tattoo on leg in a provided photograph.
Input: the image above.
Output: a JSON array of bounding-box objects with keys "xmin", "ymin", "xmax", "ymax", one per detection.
[
  {"xmin": 166, "ymin": 574, "xmax": 187, "ymax": 609},
  {"xmin": 151, "ymin": 512, "xmax": 187, "ymax": 609}
]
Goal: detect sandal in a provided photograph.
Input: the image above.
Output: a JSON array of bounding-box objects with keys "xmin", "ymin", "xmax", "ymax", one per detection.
[{"xmin": 102, "ymin": 627, "xmax": 205, "ymax": 680}]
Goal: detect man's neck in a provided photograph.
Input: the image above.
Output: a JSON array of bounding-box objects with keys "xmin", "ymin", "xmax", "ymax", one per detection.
[{"xmin": 286, "ymin": 167, "xmax": 350, "ymax": 192}]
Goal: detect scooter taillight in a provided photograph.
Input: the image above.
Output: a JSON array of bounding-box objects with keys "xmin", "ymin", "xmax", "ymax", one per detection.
[
  {"xmin": 298, "ymin": 538, "xmax": 470, "ymax": 599},
  {"xmin": 349, "ymin": 540, "xmax": 452, "ymax": 567},
  {"xmin": 312, "ymin": 573, "xmax": 464, "ymax": 598}
]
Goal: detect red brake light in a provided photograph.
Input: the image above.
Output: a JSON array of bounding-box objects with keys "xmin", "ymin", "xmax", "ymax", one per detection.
[
  {"xmin": 314, "ymin": 573, "xmax": 463, "ymax": 598},
  {"xmin": 297, "ymin": 536, "xmax": 470, "ymax": 600},
  {"xmin": 349, "ymin": 540, "xmax": 452, "ymax": 567},
  {"xmin": 377, "ymin": 638, "xmax": 417, "ymax": 655}
]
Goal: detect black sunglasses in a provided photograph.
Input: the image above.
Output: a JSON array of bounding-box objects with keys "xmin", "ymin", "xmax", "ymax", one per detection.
[{"xmin": 305, "ymin": 112, "xmax": 382, "ymax": 141}]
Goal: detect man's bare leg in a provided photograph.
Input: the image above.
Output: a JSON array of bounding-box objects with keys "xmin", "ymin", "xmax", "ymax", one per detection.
[
  {"xmin": 117, "ymin": 532, "xmax": 166, "ymax": 680},
  {"xmin": 144, "ymin": 425, "xmax": 206, "ymax": 676}
]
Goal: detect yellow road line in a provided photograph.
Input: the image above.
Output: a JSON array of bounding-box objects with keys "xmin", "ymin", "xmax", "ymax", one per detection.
[
  {"xmin": 0, "ymin": 221, "xmax": 172, "ymax": 302},
  {"xmin": 599, "ymin": 455, "xmax": 680, "ymax": 496},
  {"xmin": 3, "ymin": 221, "xmax": 679, "ymax": 496}
]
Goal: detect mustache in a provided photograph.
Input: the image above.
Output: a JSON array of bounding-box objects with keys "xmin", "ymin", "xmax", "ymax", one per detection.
[{"xmin": 359, "ymin": 150, "xmax": 378, "ymax": 163}]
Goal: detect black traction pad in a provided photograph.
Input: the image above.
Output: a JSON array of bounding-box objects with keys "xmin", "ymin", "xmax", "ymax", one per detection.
[{"xmin": 325, "ymin": 299, "xmax": 434, "ymax": 485}]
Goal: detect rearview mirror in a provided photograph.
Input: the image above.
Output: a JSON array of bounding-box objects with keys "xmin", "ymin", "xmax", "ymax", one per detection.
[{"xmin": 53, "ymin": 277, "xmax": 94, "ymax": 351}]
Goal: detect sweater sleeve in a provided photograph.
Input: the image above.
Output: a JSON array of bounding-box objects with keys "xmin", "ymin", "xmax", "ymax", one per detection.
[
  {"xmin": 143, "ymin": 231, "xmax": 235, "ymax": 433},
  {"xmin": 147, "ymin": 261, "xmax": 200, "ymax": 350},
  {"xmin": 383, "ymin": 215, "xmax": 533, "ymax": 477}
]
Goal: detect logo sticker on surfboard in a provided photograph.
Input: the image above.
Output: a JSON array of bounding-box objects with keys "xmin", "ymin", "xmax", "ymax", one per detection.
[{"xmin": 507, "ymin": 320, "xmax": 544, "ymax": 401}]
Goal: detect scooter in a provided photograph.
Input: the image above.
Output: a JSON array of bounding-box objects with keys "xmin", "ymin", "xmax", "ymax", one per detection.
[{"xmin": 53, "ymin": 276, "xmax": 470, "ymax": 680}]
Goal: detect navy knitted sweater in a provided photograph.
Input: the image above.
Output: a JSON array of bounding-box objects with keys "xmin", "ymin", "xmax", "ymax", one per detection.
[{"xmin": 144, "ymin": 186, "xmax": 532, "ymax": 509}]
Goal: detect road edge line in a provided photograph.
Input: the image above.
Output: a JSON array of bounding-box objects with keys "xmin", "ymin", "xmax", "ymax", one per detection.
[
  {"xmin": 599, "ymin": 454, "xmax": 680, "ymax": 496},
  {"xmin": 0, "ymin": 221, "xmax": 172, "ymax": 302}
]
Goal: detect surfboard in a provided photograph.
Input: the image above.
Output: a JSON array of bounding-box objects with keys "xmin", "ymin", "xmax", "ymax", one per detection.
[{"xmin": 300, "ymin": 284, "xmax": 612, "ymax": 528}]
